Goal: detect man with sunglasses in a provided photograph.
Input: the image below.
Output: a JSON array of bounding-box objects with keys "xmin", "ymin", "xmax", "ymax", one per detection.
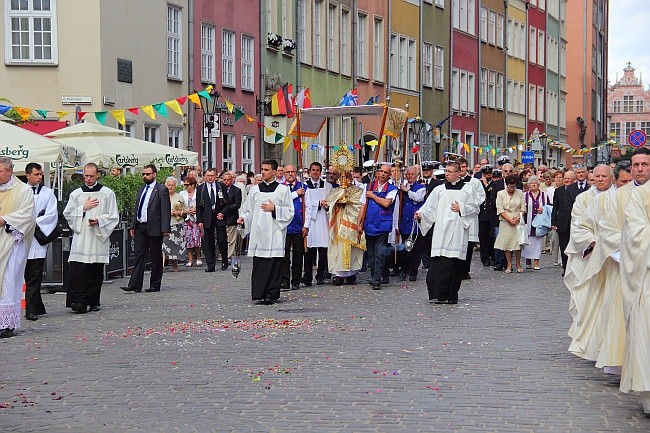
[{"xmin": 122, "ymin": 164, "xmax": 171, "ymax": 293}]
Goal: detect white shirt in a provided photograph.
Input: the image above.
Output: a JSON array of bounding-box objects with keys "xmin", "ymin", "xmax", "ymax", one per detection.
[{"xmin": 138, "ymin": 182, "xmax": 156, "ymax": 223}]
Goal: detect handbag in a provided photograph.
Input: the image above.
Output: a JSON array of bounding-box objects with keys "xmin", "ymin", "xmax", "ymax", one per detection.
[
  {"xmin": 516, "ymin": 213, "xmax": 530, "ymax": 246},
  {"xmin": 34, "ymin": 223, "xmax": 62, "ymax": 246}
]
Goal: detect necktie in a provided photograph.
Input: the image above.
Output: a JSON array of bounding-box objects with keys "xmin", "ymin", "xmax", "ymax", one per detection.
[
  {"xmin": 137, "ymin": 184, "xmax": 149, "ymax": 220},
  {"xmin": 210, "ymin": 184, "xmax": 216, "ymax": 206},
  {"xmin": 32, "ymin": 186, "xmax": 37, "ymax": 194}
]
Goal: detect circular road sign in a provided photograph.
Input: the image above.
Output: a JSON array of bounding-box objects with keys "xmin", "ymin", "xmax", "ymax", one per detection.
[{"xmin": 628, "ymin": 129, "xmax": 647, "ymax": 148}]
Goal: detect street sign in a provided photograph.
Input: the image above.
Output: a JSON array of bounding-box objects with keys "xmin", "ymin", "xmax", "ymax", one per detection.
[
  {"xmin": 203, "ymin": 113, "xmax": 220, "ymax": 138},
  {"xmin": 521, "ymin": 151, "xmax": 535, "ymax": 164},
  {"xmin": 628, "ymin": 129, "xmax": 646, "ymax": 148}
]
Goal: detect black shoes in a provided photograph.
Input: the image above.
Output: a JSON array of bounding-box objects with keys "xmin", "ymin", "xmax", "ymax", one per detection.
[
  {"xmin": 301, "ymin": 277, "xmax": 312, "ymax": 287},
  {"xmin": 409, "ymin": 275, "xmax": 417, "ymax": 282},
  {"xmin": 89, "ymin": 305, "xmax": 101, "ymax": 312},
  {"xmin": 261, "ymin": 295, "xmax": 275, "ymax": 305},
  {"xmin": 70, "ymin": 303, "xmax": 88, "ymax": 313},
  {"xmin": 205, "ymin": 268, "xmax": 215, "ymax": 272},
  {"xmin": 381, "ymin": 276, "xmax": 389, "ymax": 285},
  {"xmin": 25, "ymin": 312, "xmax": 38, "ymax": 321},
  {"xmin": 0, "ymin": 328, "xmax": 14, "ymax": 338},
  {"xmin": 291, "ymin": 284, "xmax": 300, "ymax": 291},
  {"xmin": 462, "ymin": 273, "xmax": 471, "ymax": 280},
  {"xmin": 345, "ymin": 275, "xmax": 357, "ymax": 285},
  {"xmin": 280, "ymin": 283, "xmax": 290, "ymax": 292},
  {"xmin": 144, "ymin": 287, "xmax": 160, "ymax": 292},
  {"xmin": 372, "ymin": 283, "xmax": 381, "ymax": 290},
  {"xmin": 493, "ymin": 266, "xmax": 505, "ymax": 271},
  {"xmin": 316, "ymin": 279, "xmax": 325, "ymax": 285},
  {"xmin": 433, "ymin": 299, "xmax": 457, "ymax": 305},
  {"xmin": 399, "ymin": 272, "xmax": 407, "ymax": 281},
  {"xmin": 389, "ymin": 270, "xmax": 400, "ymax": 277},
  {"xmin": 221, "ymin": 263, "xmax": 229, "ymax": 271},
  {"xmin": 121, "ymin": 286, "xmax": 142, "ymax": 293},
  {"xmin": 332, "ymin": 277, "xmax": 344, "ymax": 286}
]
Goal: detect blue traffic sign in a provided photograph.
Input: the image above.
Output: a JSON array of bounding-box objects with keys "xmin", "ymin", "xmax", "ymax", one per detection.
[
  {"xmin": 628, "ymin": 129, "xmax": 646, "ymax": 148},
  {"xmin": 521, "ymin": 151, "xmax": 535, "ymax": 164}
]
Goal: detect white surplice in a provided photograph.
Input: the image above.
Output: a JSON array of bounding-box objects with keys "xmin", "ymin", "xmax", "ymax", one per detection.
[
  {"xmin": 240, "ymin": 183, "xmax": 294, "ymax": 257},
  {"xmin": 28, "ymin": 185, "xmax": 58, "ymax": 260},
  {"xmin": 304, "ymin": 183, "xmax": 332, "ymax": 248},
  {"xmin": 466, "ymin": 177, "xmax": 486, "ymax": 243},
  {"xmin": 418, "ymin": 183, "xmax": 478, "ymax": 259}
]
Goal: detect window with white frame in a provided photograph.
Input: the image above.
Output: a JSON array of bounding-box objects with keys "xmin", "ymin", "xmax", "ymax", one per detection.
[
  {"xmin": 390, "ymin": 34, "xmax": 398, "ymax": 87},
  {"xmin": 222, "ymin": 30, "xmax": 235, "ymax": 87},
  {"xmin": 341, "ymin": 117, "xmax": 349, "ymax": 143},
  {"xmin": 496, "ymin": 15, "xmax": 504, "ymax": 48},
  {"xmin": 373, "ymin": 17, "xmax": 384, "ymax": 81},
  {"xmin": 560, "ymin": 41, "xmax": 566, "ymax": 76},
  {"xmin": 167, "ymin": 6, "xmax": 182, "ymax": 79},
  {"xmin": 328, "ymin": 4, "xmax": 337, "ymax": 71},
  {"xmin": 613, "ymin": 99, "xmax": 621, "ymax": 113},
  {"xmin": 636, "ymin": 99, "xmax": 644, "ymax": 113},
  {"xmin": 537, "ymin": 86, "xmax": 544, "ymax": 122},
  {"xmin": 5, "ymin": 0, "xmax": 58, "ymax": 64},
  {"xmin": 507, "ymin": 19, "xmax": 514, "ymax": 54},
  {"xmin": 460, "ymin": 70, "xmax": 468, "ymax": 111},
  {"xmin": 423, "ymin": 42, "xmax": 433, "ymax": 87},
  {"xmin": 468, "ymin": 72, "xmax": 476, "ymax": 113},
  {"xmin": 496, "ymin": 73, "xmax": 504, "ymax": 110},
  {"xmin": 357, "ymin": 12, "xmax": 367, "ymax": 77},
  {"xmin": 496, "ymin": 135, "xmax": 504, "ymax": 150},
  {"xmin": 640, "ymin": 121, "xmax": 650, "ymax": 136},
  {"xmin": 118, "ymin": 121, "xmax": 134, "ymax": 137},
  {"xmin": 518, "ymin": 22, "xmax": 526, "ymax": 60},
  {"xmin": 341, "ymin": 9, "xmax": 349, "ymax": 74},
  {"xmin": 265, "ymin": 0, "xmax": 273, "ymax": 36},
  {"xmin": 435, "ymin": 0, "xmax": 444, "ymax": 7},
  {"xmin": 242, "ymin": 135, "xmax": 254, "ymax": 173},
  {"xmin": 529, "ymin": 27, "xmax": 536, "ymax": 64},
  {"xmin": 201, "ymin": 24, "xmax": 215, "ymax": 83},
  {"xmin": 434, "ymin": 46, "xmax": 444, "ymax": 89},
  {"xmin": 480, "ymin": 7, "xmax": 487, "ymax": 41},
  {"xmin": 539, "ymin": 0, "xmax": 546, "ymax": 10},
  {"xmin": 453, "ymin": 0, "xmax": 476, "ymax": 35},
  {"xmin": 281, "ymin": 0, "xmax": 287, "ymax": 38},
  {"xmin": 488, "ymin": 134, "xmax": 495, "ymax": 150},
  {"xmin": 609, "ymin": 122, "xmax": 621, "ymax": 141},
  {"xmin": 168, "ymin": 126, "xmax": 183, "ymax": 149},
  {"xmin": 480, "ymin": 133, "xmax": 488, "ymax": 147},
  {"xmin": 537, "ymin": 30, "xmax": 545, "ymax": 66},
  {"xmin": 451, "ymin": 69, "xmax": 460, "ymax": 111},
  {"xmin": 222, "ymin": 133, "xmax": 235, "ymax": 171},
  {"xmin": 519, "ymin": 83, "xmax": 526, "ymax": 115},
  {"xmin": 314, "ymin": 0, "xmax": 323, "ymax": 67},
  {"xmin": 298, "ymin": 0, "xmax": 306, "ymax": 60},
  {"xmin": 144, "ymin": 124, "xmax": 160, "ymax": 143},
  {"xmin": 488, "ymin": 10, "xmax": 496, "ymax": 45},
  {"xmin": 625, "ymin": 121, "xmax": 636, "ymax": 137},
  {"xmin": 480, "ymin": 68, "xmax": 487, "ymax": 106},
  {"xmin": 488, "ymin": 70, "xmax": 496, "ymax": 108},
  {"xmin": 399, "ymin": 36, "xmax": 407, "ymax": 88},
  {"xmin": 241, "ymin": 35, "xmax": 254, "ymax": 91},
  {"xmin": 623, "ymin": 95, "xmax": 634, "ymax": 113},
  {"xmin": 529, "ymin": 85, "xmax": 536, "ymax": 121},
  {"xmin": 408, "ymin": 39, "xmax": 416, "ymax": 90}
]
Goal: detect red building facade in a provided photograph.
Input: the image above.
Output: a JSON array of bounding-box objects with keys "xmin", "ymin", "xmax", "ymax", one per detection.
[{"xmin": 526, "ymin": 1, "xmax": 546, "ymax": 144}]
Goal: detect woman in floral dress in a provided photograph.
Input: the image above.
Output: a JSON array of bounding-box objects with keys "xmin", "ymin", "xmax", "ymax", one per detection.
[
  {"xmin": 179, "ymin": 175, "xmax": 202, "ymax": 266},
  {"xmin": 162, "ymin": 177, "xmax": 186, "ymax": 271}
]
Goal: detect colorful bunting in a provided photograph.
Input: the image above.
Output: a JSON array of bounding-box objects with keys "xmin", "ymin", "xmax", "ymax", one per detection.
[
  {"xmin": 111, "ymin": 109, "xmax": 126, "ymax": 127},
  {"xmin": 127, "ymin": 107, "xmax": 140, "ymax": 115},
  {"xmin": 165, "ymin": 99, "xmax": 184, "ymax": 116},
  {"xmin": 187, "ymin": 93, "xmax": 201, "ymax": 106},
  {"xmin": 15, "ymin": 107, "xmax": 31, "ymax": 121},
  {"xmin": 225, "ymin": 99, "xmax": 235, "ymax": 113},
  {"xmin": 141, "ymin": 105, "xmax": 156, "ymax": 120},
  {"xmin": 94, "ymin": 111, "xmax": 108, "ymax": 125},
  {"xmin": 36, "ymin": 110, "xmax": 48, "ymax": 118},
  {"xmin": 152, "ymin": 103, "xmax": 168, "ymax": 118}
]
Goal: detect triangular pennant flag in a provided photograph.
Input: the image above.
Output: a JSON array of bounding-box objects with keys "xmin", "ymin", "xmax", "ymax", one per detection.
[
  {"xmin": 463, "ymin": 143, "xmax": 470, "ymax": 152},
  {"xmin": 176, "ymin": 96, "xmax": 187, "ymax": 105},
  {"xmin": 246, "ymin": 114, "xmax": 256, "ymax": 123},
  {"xmin": 95, "ymin": 111, "xmax": 108, "ymax": 125},
  {"xmin": 76, "ymin": 111, "xmax": 87, "ymax": 122},
  {"xmin": 293, "ymin": 139, "xmax": 300, "ymax": 151},
  {"xmin": 225, "ymin": 99, "xmax": 234, "ymax": 113},
  {"xmin": 353, "ymin": 143, "xmax": 361, "ymax": 149},
  {"xmin": 283, "ymin": 136, "xmax": 292, "ymax": 153},
  {"xmin": 128, "ymin": 107, "xmax": 139, "ymax": 115},
  {"xmin": 56, "ymin": 111, "xmax": 70, "ymax": 120},
  {"xmin": 311, "ymin": 143, "xmax": 319, "ymax": 151},
  {"xmin": 490, "ymin": 149, "xmax": 496, "ymax": 155},
  {"xmin": 111, "ymin": 109, "xmax": 126, "ymax": 127},
  {"xmin": 274, "ymin": 133, "xmax": 283, "ymax": 143},
  {"xmin": 197, "ymin": 90, "xmax": 212, "ymax": 102},
  {"xmin": 15, "ymin": 107, "xmax": 32, "ymax": 121},
  {"xmin": 141, "ymin": 105, "xmax": 156, "ymax": 120},
  {"xmin": 0, "ymin": 105, "xmax": 11, "ymax": 114},
  {"xmin": 234, "ymin": 107, "xmax": 244, "ymax": 121},
  {"xmin": 265, "ymin": 127, "xmax": 275, "ymax": 136},
  {"xmin": 165, "ymin": 99, "xmax": 184, "ymax": 116},
  {"xmin": 301, "ymin": 141, "xmax": 308, "ymax": 150},
  {"xmin": 347, "ymin": 145, "xmax": 354, "ymax": 151},
  {"xmin": 477, "ymin": 148, "xmax": 483, "ymax": 154},
  {"xmin": 152, "ymin": 103, "xmax": 168, "ymax": 117},
  {"xmin": 333, "ymin": 146, "xmax": 340, "ymax": 151},
  {"xmin": 187, "ymin": 93, "xmax": 201, "ymax": 106},
  {"xmin": 36, "ymin": 109, "xmax": 48, "ymax": 118}
]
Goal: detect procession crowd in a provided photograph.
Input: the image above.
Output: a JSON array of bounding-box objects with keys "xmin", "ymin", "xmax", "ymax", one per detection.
[{"xmin": 0, "ymin": 147, "xmax": 648, "ymax": 414}]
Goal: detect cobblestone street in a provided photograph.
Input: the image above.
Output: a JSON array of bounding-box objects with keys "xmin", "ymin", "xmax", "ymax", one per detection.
[{"xmin": 1, "ymin": 253, "xmax": 648, "ymax": 432}]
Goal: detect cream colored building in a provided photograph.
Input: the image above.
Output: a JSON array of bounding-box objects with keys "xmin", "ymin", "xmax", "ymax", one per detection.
[{"xmin": 1, "ymin": 0, "xmax": 189, "ymax": 149}]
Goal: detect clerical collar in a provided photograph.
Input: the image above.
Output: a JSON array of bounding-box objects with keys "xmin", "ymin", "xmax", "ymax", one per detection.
[
  {"xmin": 259, "ymin": 180, "xmax": 279, "ymax": 193},
  {"xmin": 445, "ymin": 180, "xmax": 464, "ymax": 190},
  {"xmin": 82, "ymin": 182, "xmax": 104, "ymax": 192}
]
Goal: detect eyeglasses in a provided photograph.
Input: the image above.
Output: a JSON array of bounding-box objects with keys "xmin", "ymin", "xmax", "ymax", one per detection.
[
  {"xmin": 142, "ymin": 172, "xmax": 154, "ymax": 176},
  {"xmin": 183, "ymin": 183, "xmax": 191, "ymax": 186},
  {"xmin": 445, "ymin": 170, "xmax": 459, "ymax": 174}
]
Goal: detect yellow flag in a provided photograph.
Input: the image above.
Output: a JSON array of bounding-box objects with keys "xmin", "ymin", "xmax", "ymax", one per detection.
[
  {"xmin": 246, "ymin": 115, "xmax": 256, "ymax": 122},
  {"xmin": 15, "ymin": 107, "xmax": 31, "ymax": 121},
  {"xmin": 283, "ymin": 136, "xmax": 292, "ymax": 153},
  {"xmin": 490, "ymin": 148, "xmax": 496, "ymax": 155},
  {"xmin": 225, "ymin": 99, "xmax": 234, "ymax": 113},
  {"xmin": 111, "ymin": 109, "xmax": 126, "ymax": 127},
  {"xmin": 265, "ymin": 127, "xmax": 275, "ymax": 136},
  {"xmin": 56, "ymin": 111, "xmax": 70, "ymax": 120},
  {"xmin": 301, "ymin": 141, "xmax": 308, "ymax": 150},
  {"xmin": 463, "ymin": 143, "xmax": 470, "ymax": 152},
  {"xmin": 187, "ymin": 93, "xmax": 201, "ymax": 106},
  {"xmin": 477, "ymin": 147, "xmax": 483, "ymax": 155},
  {"xmin": 165, "ymin": 100, "xmax": 184, "ymax": 116},
  {"xmin": 141, "ymin": 105, "xmax": 156, "ymax": 120}
]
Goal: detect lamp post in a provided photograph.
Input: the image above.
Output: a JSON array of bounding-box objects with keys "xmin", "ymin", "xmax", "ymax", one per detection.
[
  {"xmin": 410, "ymin": 117, "xmax": 426, "ymax": 164},
  {"xmin": 539, "ymin": 132, "xmax": 548, "ymax": 166},
  {"xmin": 199, "ymin": 89, "xmax": 220, "ymax": 169}
]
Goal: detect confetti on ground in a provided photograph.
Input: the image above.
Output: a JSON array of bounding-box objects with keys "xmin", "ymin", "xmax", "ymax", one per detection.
[{"xmin": 102, "ymin": 318, "xmax": 320, "ymax": 339}]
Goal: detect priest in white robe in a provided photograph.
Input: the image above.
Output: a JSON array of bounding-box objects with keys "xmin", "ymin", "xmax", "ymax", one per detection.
[
  {"xmin": 415, "ymin": 162, "xmax": 478, "ymax": 305},
  {"xmin": 620, "ymin": 180, "xmax": 650, "ymax": 413},
  {"xmin": 24, "ymin": 163, "xmax": 59, "ymax": 322},
  {"xmin": 564, "ymin": 165, "xmax": 612, "ymax": 360},
  {"xmin": 63, "ymin": 163, "xmax": 120, "ymax": 314},
  {"xmin": 302, "ymin": 162, "xmax": 332, "ymax": 286},
  {"xmin": 0, "ymin": 157, "xmax": 35, "ymax": 338},
  {"xmin": 238, "ymin": 159, "xmax": 294, "ymax": 305},
  {"xmin": 459, "ymin": 158, "xmax": 486, "ymax": 280}
]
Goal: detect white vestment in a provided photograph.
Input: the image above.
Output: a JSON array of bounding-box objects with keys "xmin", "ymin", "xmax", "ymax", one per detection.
[
  {"xmin": 304, "ymin": 182, "xmax": 332, "ymax": 248},
  {"xmin": 64, "ymin": 185, "xmax": 120, "ymax": 264},
  {"xmin": 0, "ymin": 177, "xmax": 35, "ymax": 331},
  {"xmin": 28, "ymin": 185, "xmax": 58, "ymax": 260},
  {"xmin": 418, "ymin": 183, "xmax": 478, "ymax": 259},
  {"xmin": 466, "ymin": 177, "xmax": 486, "ymax": 243},
  {"xmin": 619, "ymin": 182, "xmax": 650, "ymax": 395},
  {"xmin": 240, "ymin": 183, "xmax": 294, "ymax": 257}
]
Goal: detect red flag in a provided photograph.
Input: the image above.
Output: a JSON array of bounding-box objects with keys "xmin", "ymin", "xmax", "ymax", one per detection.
[
  {"xmin": 127, "ymin": 107, "xmax": 139, "ymax": 115},
  {"xmin": 176, "ymin": 96, "xmax": 187, "ymax": 105},
  {"xmin": 283, "ymin": 83, "xmax": 295, "ymax": 118}
]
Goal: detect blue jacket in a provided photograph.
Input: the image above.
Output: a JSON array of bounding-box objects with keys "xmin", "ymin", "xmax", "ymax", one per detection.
[
  {"xmin": 363, "ymin": 181, "xmax": 397, "ymax": 236},
  {"xmin": 286, "ymin": 181, "xmax": 304, "ymax": 235},
  {"xmin": 399, "ymin": 182, "xmax": 426, "ymax": 235}
]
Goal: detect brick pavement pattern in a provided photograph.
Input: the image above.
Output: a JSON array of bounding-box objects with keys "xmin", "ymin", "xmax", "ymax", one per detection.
[{"xmin": 1, "ymin": 253, "xmax": 648, "ymax": 432}]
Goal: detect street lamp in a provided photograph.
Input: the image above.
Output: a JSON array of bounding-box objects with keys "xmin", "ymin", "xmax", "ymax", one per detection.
[
  {"xmin": 539, "ymin": 132, "xmax": 548, "ymax": 165},
  {"xmin": 409, "ymin": 117, "xmax": 426, "ymax": 164},
  {"xmin": 199, "ymin": 89, "xmax": 220, "ymax": 169}
]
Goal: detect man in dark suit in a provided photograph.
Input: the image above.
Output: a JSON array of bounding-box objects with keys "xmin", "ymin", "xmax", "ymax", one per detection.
[
  {"xmin": 122, "ymin": 164, "xmax": 171, "ymax": 293},
  {"xmin": 196, "ymin": 168, "xmax": 230, "ymax": 271},
  {"xmin": 478, "ymin": 165, "xmax": 497, "ymax": 266},
  {"xmin": 551, "ymin": 170, "xmax": 577, "ymax": 271},
  {"xmin": 222, "ymin": 172, "xmax": 242, "ymax": 264},
  {"xmin": 491, "ymin": 165, "xmax": 508, "ymax": 270}
]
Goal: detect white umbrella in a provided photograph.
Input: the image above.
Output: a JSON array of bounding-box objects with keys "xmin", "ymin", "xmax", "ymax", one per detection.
[
  {"xmin": 47, "ymin": 122, "xmax": 198, "ymax": 169},
  {"xmin": 0, "ymin": 119, "xmax": 82, "ymax": 172}
]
